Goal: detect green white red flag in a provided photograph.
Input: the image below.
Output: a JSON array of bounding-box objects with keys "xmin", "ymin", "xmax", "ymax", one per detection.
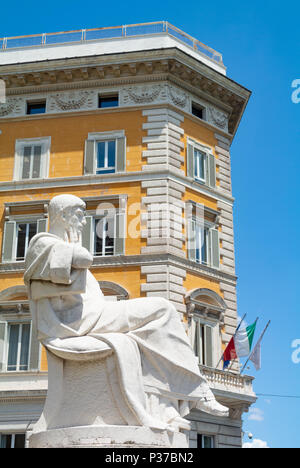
[{"xmin": 223, "ymin": 321, "xmax": 257, "ymax": 369}]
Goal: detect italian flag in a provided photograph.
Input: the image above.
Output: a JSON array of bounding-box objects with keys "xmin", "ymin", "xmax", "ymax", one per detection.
[{"xmin": 223, "ymin": 321, "xmax": 257, "ymax": 369}]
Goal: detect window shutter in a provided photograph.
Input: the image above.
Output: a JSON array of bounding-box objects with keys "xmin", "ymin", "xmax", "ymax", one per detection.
[
  {"xmin": 204, "ymin": 325, "xmax": 213, "ymax": 367},
  {"xmin": 210, "ymin": 228, "xmax": 220, "ymax": 269},
  {"xmin": 38, "ymin": 144, "xmax": 47, "ymax": 179},
  {"xmin": 187, "ymin": 143, "xmax": 194, "ymax": 178},
  {"xmin": 81, "ymin": 216, "xmax": 93, "ymax": 253},
  {"xmin": 29, "ymin": 323, "xmax": 40, "ymax": 371},
  {"xmin": 187, "ymin": 219, "xmax": 196, "ymax": 262},
  {"xmin": 84, "ymin": 140, "xmax": 95, "ymax": 175},
  {"xmin": 114, "ymin": 211, "xmax": 125, "ymax": 255},
  {"xmin": 208, "ymin": 153, "xmax": 216, "ymax": 188},
  {"xmin": 37, "ymin": 218, "xmax": 48, "ymax": 233},
  {"xmin": 116, "ymin": 137, "xmax": 126, "ymax": 173},
  {"xmin": 0, "ymin": 321, "xmax": 7, "ymax": 372},
  {"xmin": 2, "ymin": 221, "xmax": 16, "ymax": 263}
]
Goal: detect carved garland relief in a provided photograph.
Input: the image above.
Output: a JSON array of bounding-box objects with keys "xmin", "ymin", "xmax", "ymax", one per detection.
[{"xmin": 0, "ymin": 85, "xmax": 228, "ymax": 131}]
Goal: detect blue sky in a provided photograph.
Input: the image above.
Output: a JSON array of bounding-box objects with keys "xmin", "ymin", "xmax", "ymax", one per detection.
[{"xmin": 1, "ymin": 0, "xmax": 299, "ymax": 448}]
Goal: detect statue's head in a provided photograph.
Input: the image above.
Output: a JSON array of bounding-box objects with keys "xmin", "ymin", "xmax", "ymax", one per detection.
[{"xmin": 48, "ymin": 195, "xmax": 86, "ymax": 242}]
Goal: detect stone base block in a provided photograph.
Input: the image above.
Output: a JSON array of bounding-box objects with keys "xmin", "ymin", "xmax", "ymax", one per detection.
[{"xmin": 29, "ymin": 425, "xmax": 189, "ymax": 448}]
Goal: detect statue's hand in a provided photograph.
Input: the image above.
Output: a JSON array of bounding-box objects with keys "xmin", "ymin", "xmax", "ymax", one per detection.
[
  {"xmin": 72, "ymin": 244, "xmax": 93, "ymax": 269},
  {"xmin": 67, "ymin": 226, "xmax": 80, "ymax": 244}
]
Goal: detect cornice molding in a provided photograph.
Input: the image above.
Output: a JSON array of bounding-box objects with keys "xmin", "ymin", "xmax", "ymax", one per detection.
[
  {"xmin": 0, "ymin": 49, "xmax": 250, "ymax": 135},
  {"xmin": 0, "ymin": 253, "xmax": 237, "ymax": 284},
  {"xmin": 0, "ymin": 167, "xmax": 234, "ymax": 205}
]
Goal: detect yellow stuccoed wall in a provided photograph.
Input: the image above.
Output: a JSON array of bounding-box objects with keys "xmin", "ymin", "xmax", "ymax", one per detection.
[
  {"xmin": 184, "ymin": 272, "xmax": 223, "ymax": 298},
  {"xmin": 0, "ymin": 109, "xmax": 145, "ymax": 181}
]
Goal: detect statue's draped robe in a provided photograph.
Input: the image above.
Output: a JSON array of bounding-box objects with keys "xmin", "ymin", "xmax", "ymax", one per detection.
[{"xmin": 24, "ymin": 233, "xmax": 219, "ymax": 428}]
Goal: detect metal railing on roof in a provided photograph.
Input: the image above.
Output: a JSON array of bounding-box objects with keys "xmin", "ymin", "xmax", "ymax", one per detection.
[{"xmin": 0, "ymin": 21, "xmax": 223, "ymax": 65}]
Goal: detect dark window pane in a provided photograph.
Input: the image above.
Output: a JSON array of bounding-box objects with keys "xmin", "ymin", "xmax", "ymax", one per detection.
[
  {"xmin": 203, "ymin": 435, "xmax": 213, "ymax": 448},
  {"xmin": 14, "ymin": 434, "xmax": 26, "ymax": 448},
  {"xmin": 27, "ymin": 101, "xmax": 46, "ymax": 115},
  {"xmin": 2, "ymin": 434, "xmax": 12, "ymax": 448},
  {"xmin": 98, "ymin": 95, "xmax": 118, "ymax": 108},
  {"xmin": 192, "ymin": 103, "xmax": 204, "ymax": 119},
  {"xmin": 28, "ymin": 223, "xmax": 37, "ymax": 244},
  {"xmin": 107, "ymin": 140, "xmax": 116, "ymax": 167},
  {"xmin": 97, "ymin": 142, "xmax": 105, "ymax": 169},
  {"xmin": 16, "ymin": 224, "xmax": 27, "ymax": 261},
  {"xmin": 201, "ymin": 229, "xmax": 208, "ymax": 264},
  {"xmin": 96, "ymin": 168, "xmax": 116, "ymax": 174},
  {"xmin": 7, "ymin": 325, "xmax": 19, "ymax": 371},
  {"xmin": 197, "ymin": 434, "xmax": 213, "ymax": 448},
  {"xmin": 19, "ymin": 324, "xmax": 30, "ymax": 371}
]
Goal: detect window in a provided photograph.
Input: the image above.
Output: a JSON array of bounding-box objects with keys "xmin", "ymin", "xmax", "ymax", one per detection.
[
  {"xmin": 21, "ymin": 145, "xmax": 42, "ymax": 179},
  {"xmin": 188, "ymin": 218, "xmax": 219, "ymax": 268},
  {"xmin": 192, "ymin": 102, "xmax": 205, "ymax": 120},
  {"xmin": 6, "ymin": 323, "xmax": 30, "ymax": 372},
  {"xmin": 197, "ymin": 434, "xmax": 214, "ymax": 448},
  {"xmin": 14, "ymin": 137, "xmax": 51, "ymax": 181},
  {"xmin": 2, "ymin": 216, "xmax": 47, "ymax": 263},
  {"xmin": 0, "ymin": 314, "xmax": 41, "ymax": 373},
  {"xmin": 26, "ymin": 100, "xmax": 46, "ymax": 115},
  {"xmin": 15, "ymin": 222, "xmax": 37, "ymax": 261},
  {"xmin": 186, "ymin": 202, "xmax": 220, "ymax": 269},
  {"xmin": 94, "ymin": 216, "xmax": 115, "ymax": 256},
  {"xmin": 194, "ymin": 149, "xmax": 206, "ymax": 183},
  {"xmin": 96, "ymin": 140, "xmax": 116, "ymax": 174},
  {"xmin": 98, "ymin": 94, "xmax": 119, "ymax": 108},
  {"xmin": 84, "ymin": 131, "xmax": 126, "ymax": 175},
  {"xmin": 195, "ymin": 222, "xmax": 209, "ymax": 266},
  {"xmin": 80, "ymin": 196, "xmax": 126, "ymax": 257},
  {"xmin": 193, "ymin": 317, "xmax": 213, "ymax": 367},
  {"xmin": 0, "ymin": 433, "xmax": 26, "ymax": 448},
  {"xmin": 187, "ymin": 140, "xmax": 216, "ymax": 188}
]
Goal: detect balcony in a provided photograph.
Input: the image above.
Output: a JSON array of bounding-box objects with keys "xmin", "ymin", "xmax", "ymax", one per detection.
[{"xmin": 200, "ymin": 365, "xmax": 256, "ymax": 415}]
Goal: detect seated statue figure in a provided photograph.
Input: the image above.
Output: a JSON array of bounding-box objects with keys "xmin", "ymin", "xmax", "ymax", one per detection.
[{"xmin": 24, "ymin": 194, "xmax": 228, "ymax": 435}]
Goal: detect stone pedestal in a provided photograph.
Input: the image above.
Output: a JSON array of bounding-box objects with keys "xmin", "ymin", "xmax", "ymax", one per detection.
[{"xmin": 29, "ymin": 425, "xmax": 189, "ymax": 448}]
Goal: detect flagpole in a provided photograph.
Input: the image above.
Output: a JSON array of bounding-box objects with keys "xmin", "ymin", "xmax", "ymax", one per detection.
[
  {"xmin": 240, "ymin": 320, "xmax": 271, "ymax": 374},
  {"xmin": 227, "ymin": 316, "xmax": 259, "ymax": 371},
  {"xmin": 215, "ymin": 313, "xmax": 247, "ymax": 370}
]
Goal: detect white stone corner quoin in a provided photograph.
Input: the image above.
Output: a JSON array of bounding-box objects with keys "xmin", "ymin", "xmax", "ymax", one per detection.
[{"xmin": 25, "ymin": 194, "xmax": 229, "ymax": 449}]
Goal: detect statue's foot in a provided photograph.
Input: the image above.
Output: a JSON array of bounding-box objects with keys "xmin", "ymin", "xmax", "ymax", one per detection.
[
  {"xmin": 167, "ymin": 416, "xmax": 191, "ymax": 432},
  {"xmin": 196, "ymin": 398, "xmax": 229, "ymax": 417}
]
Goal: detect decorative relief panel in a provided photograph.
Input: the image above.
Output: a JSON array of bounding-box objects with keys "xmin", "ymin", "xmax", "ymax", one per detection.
[
  {"xmin": 120, "ymin": 83, "xmax": 190, "ymax": 112},
  {"xmin": 207, "ymin": 107, "xmax": 228, "ymax": 130},
  {"xmin": 167, "ymin": 84, "xmax": 189, "ymax": 111},
  {"xmin": 48, "ymin": 90, "xmax": 96, "ymax": 113},
  {"xmin": 0, "ymin": 97, "xmax": 24, "ymax": 117},
  {"xmin": 121, "ymin": 84, "xmax": 164, "ymax": 105},
  {"xmin": 0, "ymin": 83, "xmax": 228, "ymax": 131}
]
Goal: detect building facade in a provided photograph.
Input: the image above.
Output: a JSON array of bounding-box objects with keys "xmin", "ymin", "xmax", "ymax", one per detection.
[{"xmin": 0, "ymin": 22, "xmax": 255, "ymax": 448}]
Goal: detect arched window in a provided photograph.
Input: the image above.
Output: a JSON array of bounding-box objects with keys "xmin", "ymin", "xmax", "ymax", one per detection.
[
  {"xmin": 98, "ymin": 281, "xmax": 129, "ymax": 301},
  {"xmin": 185, "ymin": 288, "xmax": 226, "ymax": 368}
]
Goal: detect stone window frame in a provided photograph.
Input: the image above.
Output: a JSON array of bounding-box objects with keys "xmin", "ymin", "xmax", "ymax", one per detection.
[
  {"xmin": 84, "ymin": 130, "xmax": 126, "ymax": 176},
  {"xmin": 13, "ymin": 136, "xmax": 51, "ymax": 182},
  {"xmin": 186, "ymin": 288, "xmax": 226, "ymax": 368}
]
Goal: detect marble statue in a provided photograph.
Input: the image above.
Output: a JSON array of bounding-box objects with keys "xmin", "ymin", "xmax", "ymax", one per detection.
[{"xmin": 24, "ymin": 194, "xmax": 228, "ymax": 448}]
